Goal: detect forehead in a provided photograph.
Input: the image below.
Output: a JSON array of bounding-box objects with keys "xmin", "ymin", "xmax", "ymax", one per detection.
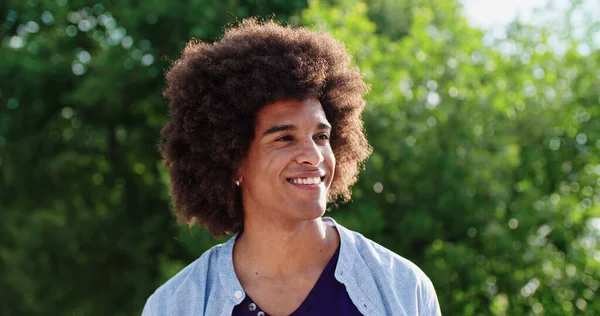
[{"xmin": 255, "ymin": 98, "xmax": 328, "ymax": 129}]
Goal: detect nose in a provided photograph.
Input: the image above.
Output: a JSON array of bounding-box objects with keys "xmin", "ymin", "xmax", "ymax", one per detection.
[{"xmin": 295, "ymin": 138, "xmax": 324, "ymax": 166}]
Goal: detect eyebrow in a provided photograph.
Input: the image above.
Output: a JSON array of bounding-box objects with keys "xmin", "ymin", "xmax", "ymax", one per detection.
[{"xmin": 262, "ymin": 122, "xmax": 331, "ymax": 136}]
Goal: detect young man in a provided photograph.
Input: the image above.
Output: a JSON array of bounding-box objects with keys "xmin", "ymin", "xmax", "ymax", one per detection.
[{"xmin": 143, "ymin": 19, "xmax": 441, "ymax": 316}]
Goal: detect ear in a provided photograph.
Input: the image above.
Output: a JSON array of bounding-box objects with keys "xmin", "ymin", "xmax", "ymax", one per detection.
[
  {"xmin": 234, "ymin": 163, "xmax": 244, "ymax": 186},
  {"xmin": 235, "ymin": 174, "xmax": 244, "ymax": 186},
  {"xmin": 234, "ymin": 149, "xmax": 251, "ymax": 186}
]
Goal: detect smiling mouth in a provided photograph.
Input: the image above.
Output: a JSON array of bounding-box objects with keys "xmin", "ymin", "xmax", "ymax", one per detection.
[{"xmin": 287, "ymin": 176, "xmax": 325, "ymax": 185}]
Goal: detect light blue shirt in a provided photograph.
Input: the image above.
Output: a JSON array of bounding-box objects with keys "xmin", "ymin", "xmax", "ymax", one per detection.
[{"xmin": 142, "ymin": 217, "xmax": 442, "ymax": 315}]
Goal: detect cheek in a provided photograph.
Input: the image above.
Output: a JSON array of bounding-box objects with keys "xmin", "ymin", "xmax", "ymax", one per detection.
[
  {"xmin": 324, "ymin": 146, "xmax": 336, "ymax": 169},
  {"xmin": 259, "ymin": 149, "xmax": 289, "ymax": 174}
]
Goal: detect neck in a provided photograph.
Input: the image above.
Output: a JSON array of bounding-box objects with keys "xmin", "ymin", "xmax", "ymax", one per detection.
[{"xmin": 233, "ymin": 215, "xmax": 338, "ymax": 278}]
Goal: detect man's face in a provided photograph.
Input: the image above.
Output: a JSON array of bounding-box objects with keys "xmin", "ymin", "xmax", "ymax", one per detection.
[{"xmin": 239, "ymin": 98, "xmax": 335, "ymax": 223}]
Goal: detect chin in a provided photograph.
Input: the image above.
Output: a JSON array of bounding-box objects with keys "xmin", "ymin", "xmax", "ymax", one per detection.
[{"xmin": 296, "ymin": 204, "xmax": 327, "ymax": 220}]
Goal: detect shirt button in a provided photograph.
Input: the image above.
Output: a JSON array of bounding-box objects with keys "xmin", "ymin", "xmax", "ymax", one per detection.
[
  {"xmin": 234, "ymin": 290, "xmax": 243, "ymax": 299},
  {"xmin": 248, "ymin": 303, "xmax": 256, "ymax": 311},
  {"xmin": 257, "ymin": 312, "xmax": 265, "ymax": 316}
]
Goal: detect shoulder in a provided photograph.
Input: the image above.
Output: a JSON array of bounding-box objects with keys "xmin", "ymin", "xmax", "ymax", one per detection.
[
  {"xmin": 339, "ymin": 224, "xmax": 430, "ymax": 284},
  {"xmin": 335, "ymin": 222, "xmax": 440, "ymax": 315},
  {"xmin": 141, "ymin": 243, "xmax": 226, "ymax": 316}
]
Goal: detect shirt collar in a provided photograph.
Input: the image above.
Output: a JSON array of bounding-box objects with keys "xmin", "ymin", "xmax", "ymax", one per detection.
[
  {"xmin": 328, "ymin": 217, "xmax": 386, "ymax": 315},
  {"xmin": 216, "ymin": 232, "xmax": 245, "ymax": 305},
  {"xmin": 215, "ymin": 216, "xmax": 383, "ymax": 313}
]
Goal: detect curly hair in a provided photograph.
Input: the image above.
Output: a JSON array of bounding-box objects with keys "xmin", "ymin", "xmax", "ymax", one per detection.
[{"xmin": 160, "ymin": 19, "xmax": 371, "ymax": 236}]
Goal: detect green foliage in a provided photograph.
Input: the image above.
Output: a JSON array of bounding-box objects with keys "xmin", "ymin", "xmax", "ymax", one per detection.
[
  {"xmin": 1, "ymin": 0, "xmax": 599, "ymax": 315},
  {"xmin": 0, "ymin": 1, "xmax": 305, "ymax": 315},
  {"xmin": 303, "ymin": 0, "xmax": 600, "ymax": 315}
]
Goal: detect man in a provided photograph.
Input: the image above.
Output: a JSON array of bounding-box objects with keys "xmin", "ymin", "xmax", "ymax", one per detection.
[{"xmin": 143, "ymin": 19, "xmax": 441, "ymax": 316}]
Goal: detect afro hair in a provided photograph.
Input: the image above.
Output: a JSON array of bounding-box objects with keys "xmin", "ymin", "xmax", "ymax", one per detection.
[{"xmin": 160, "ymin": 19, "xmax": 371, "ymax": 236}]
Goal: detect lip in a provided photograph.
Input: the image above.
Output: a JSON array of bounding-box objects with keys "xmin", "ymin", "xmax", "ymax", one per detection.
[
  {"xmin": 286, "ymin": 172, "xmax": 327, "ymax": 191},
  {"xmin": 287, "ymin": 171, "xmax": 326, "ymax": 179},
  {"xmin": 287, "ymin": 181, "xmax": 324, "ymax": 190}
]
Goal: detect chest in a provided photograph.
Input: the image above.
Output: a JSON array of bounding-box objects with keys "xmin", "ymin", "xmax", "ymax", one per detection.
[
  {"xmin": 232, "ymin": 263, "xmax": 365, "ymax": 316},
  {"xmin": 241, "ymin": 274, "xmax": 319, "ymax": 315}
]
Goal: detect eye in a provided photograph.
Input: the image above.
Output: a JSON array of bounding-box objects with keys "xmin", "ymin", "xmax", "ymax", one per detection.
[
  {"xmin": 315, "ymin": 133, "xmax": 329, "ymax": 140},
  {"xmin": 275, "ymin": 135, "xmax": 294, "ymax": 142}
]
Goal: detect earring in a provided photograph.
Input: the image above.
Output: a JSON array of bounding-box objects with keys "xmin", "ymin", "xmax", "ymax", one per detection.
[{"xmin": 235, "ymin": 180, "xmax": 240, "ymax": 186}]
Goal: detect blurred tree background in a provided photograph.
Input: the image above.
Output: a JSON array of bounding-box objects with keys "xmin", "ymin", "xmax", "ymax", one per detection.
[{"xmin": 1, "ymin": 0, "xmax": 599, "ymax": 315}]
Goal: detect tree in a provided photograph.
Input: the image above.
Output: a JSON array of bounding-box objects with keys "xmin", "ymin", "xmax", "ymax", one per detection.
[
  {"xmin": 0, "ymin": 1, "xmax": 305, "ymax": 315},
  {"xmin": 1, "ymin": 0, "xmax": 598, "ymax": 314},
  {"xmin": 302, "ymin": 0, "xmax": 600, "ymax": 314}
]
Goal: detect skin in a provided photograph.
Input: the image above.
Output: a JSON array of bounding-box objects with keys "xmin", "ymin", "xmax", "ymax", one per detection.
[{"xmin": 233, "ymin": 98, "xmax": 341, "ymax": 315}]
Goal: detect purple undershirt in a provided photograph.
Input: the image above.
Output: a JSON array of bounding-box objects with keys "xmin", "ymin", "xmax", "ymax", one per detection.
[{"xmin": 232, "ymin": 246, "xmax": 362, "ymax": 315}]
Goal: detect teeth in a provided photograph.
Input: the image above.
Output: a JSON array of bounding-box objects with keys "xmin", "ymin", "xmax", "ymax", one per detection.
[{"xmin": 290, "ymin": 177, "xmax": 321, "ymax": 185}]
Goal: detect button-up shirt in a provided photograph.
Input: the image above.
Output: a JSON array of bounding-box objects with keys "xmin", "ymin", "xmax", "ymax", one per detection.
[
  {"xmin": 231, "ymin": 245, "xmax": 362, "ymax": 315},
  {"xmin": 142, "ymin": 217, "xmax": 442, "ymax": 315}
]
